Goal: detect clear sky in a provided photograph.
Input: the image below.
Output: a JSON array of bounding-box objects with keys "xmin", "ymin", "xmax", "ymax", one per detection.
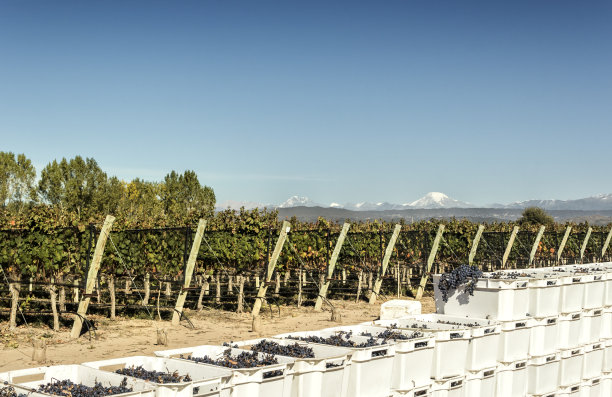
[{"xmin": 1, "ymin": 1, "xmax": 611, "ymax": 206}]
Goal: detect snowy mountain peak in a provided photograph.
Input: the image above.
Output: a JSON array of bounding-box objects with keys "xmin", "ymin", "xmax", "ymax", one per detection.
[
  {"xmin": 410, "ymin": 192, "xmax": 473, "ymax": 209},
  {"xmin": 279, "ymin": 195, "xmax": 319, "ymax": 208}
]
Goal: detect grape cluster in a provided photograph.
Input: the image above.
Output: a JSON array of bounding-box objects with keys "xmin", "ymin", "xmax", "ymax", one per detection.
[
  {"xmin": 287, "ymin": 331, "xmax": 381, "ymax": 348},
  {"xmin": 250, "ymin": 340, "xmax": 315, "ymax": 359},
  {"xmin": 1, "ymin": 383, "xmax": 27, "ymax": 397},
  {"xmin": 181, "ymin": 349, "xmax": 282, "ymax": 378},
  {"xmin": 115, "ymin": 366, "xmax": 192, "ymax": 384},
  {"xmin": 487, "ymin": 271, "xmax": 525, "ymax": 280},
  {"xmin": 438, "ymin": 264, "xmax": 483, "ymax": 302},
  {"xmin": 360, "ymin": 325, "xmax": 424, "ymax": 343},
  {"xmin": 37, "ymin": 378, "xmax": 132, "ymax": 397}
]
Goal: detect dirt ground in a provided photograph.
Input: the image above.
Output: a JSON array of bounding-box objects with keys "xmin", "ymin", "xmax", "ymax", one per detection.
[{"xmin": 0, "ymin": 297, "xmax": 435, "ymax": 372}]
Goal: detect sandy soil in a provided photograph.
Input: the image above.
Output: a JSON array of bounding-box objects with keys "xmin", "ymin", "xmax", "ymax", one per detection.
[{"xmin": 0, "ymin": 297, "xmax": 435, "ymax": 372}]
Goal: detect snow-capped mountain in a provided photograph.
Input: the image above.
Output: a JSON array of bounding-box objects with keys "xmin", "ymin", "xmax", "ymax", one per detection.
[
  {"xmin": 504, "ymin": 193, "xmax": 612, "ymax": 211},
  {"xmin": 408, "ymin": 192, "xmax": 474, "ymax": 209},
  {"xmin": 278, "ymin": 195, "xmax": 321, "ymax": 208}
]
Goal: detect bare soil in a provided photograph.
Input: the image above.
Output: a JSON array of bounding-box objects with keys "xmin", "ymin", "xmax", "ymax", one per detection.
[{"xmin": 0, "ymin": 297, "xmax": 435, "ymax": 372}]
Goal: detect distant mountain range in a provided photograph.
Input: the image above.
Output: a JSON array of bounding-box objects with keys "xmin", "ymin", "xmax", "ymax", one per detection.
[{"xmin": 217, "ymin": 192, "xmax": 612, "ymax": 212}]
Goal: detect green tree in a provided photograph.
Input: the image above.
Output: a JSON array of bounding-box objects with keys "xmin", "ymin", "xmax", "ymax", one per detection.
[
  {"xmin": 518, "ymin": 207, "xmax": 555, "ymax": 227},
  {"xmin": 0, "ymin": 152, "xmax": 36, "ymax": 213},
  {"xmin": 38, "ymin": 156, "xmax": 108, "ymax": 220},
  {"xmin": 160, "ymin": 170, "xmax": 215, "ymax": 222}
]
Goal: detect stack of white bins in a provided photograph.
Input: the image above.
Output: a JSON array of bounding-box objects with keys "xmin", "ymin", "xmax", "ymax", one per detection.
[{"xmin": 433, "ymin": 261, "xmax": 612, "ymax": 397}]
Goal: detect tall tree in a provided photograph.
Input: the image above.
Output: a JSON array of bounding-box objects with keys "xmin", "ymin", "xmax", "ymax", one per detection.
[
  {"xmin": 0, "ymin": 152, "xmax": 36, "ymax": 213},
  {"xmin": 160, "ymin": 170, "xmax": 215, "ymax": 222}
]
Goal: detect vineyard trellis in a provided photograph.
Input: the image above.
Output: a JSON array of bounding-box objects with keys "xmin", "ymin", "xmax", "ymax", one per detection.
[{"xmin": 1, "ymin": 218, "xmax": 611, "ymax": 331}]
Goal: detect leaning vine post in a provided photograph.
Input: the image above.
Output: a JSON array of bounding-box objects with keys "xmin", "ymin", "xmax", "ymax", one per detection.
[
  {"xmin": 468, "ymin": 225, "xmax": 485, "ymax": 266},
  {"xmin": 502, "ymin": 226, "xmax": 519, "ymax": 268},
  {"xmin": 70, "ymin": 215, "xmax": 115, "ymax": 339},
  {"xmin": 416, "ymin": 224, "xmax": 445, "ymax": 300},
  {"xmin": 251, "ymin": 221, "xmax": 290, "ymax": 317},
  {"xmin": 580, "ymin": 227, "xmax": 593, "ymax": 263},
  {"xmin": 315, "ymin": 223, "xmax": 350, "ymax": 311},
  {"xmin": 557, "ymin": 226, "xmax": 572, "ymax": 263},
  {"xmin": 602, "ymin": 227, "xmax": 612, "ymax": 260},
  {"xmin": 370, "ymin": 224, "xmax": 402, "ymax": 304},
  {"xmin": 529, "ymin": 226, "xmax": 546, "ymax": 268},
  {"xmin": 172, "ymin": 219, "xmax": 207, "ymax": 325}
]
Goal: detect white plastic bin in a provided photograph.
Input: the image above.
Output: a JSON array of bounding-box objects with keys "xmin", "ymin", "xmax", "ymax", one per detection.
[
  {"xmin": 232, "ymin": 338, "xmax": 352, "ymax": 397},
  {"xmin": 582, "ymin": 273, "xmax": 606, "ymax": 310},
  {"xmin": 154, "ymin": 345, "xmax": 294, "ymax": 397},
  {"xmin": 559, "ymin": 347, "xmax": 585, "ymax": 387},
  {"xmin": 604, "ymin": 340, "xmax": 612, "ymax": 373},
  {"xmin": 433, "ymin": 275, "xmax": 530, "ymax": 321},
  {"xmin": 529, "ymin": 316, "xmax": 559, "ymax": 356},
  {"xmin": 0, "ymin": 365, "xmax": 155, "ymax": 397},
  {"xmin": 558, "ymin": 312, "xmax": 586, "ymax": 349},
  {"xmin": 557, "ymin": 383, "xmax": 582, "ymax": 396},
  {"xmin": 600, "ymin": 372, "xmax": 611, "ymax": 397},
  {"xmin": 495, "ymin": 359, "xmax": 528, "ymax": 397},
  {"xmin": 582, "ymin": 308, "xmax": 603, "ymax": 344},
  {"xmin": 527, "ymin": 353, "xmax": 560, "ymax": 395},
  {"xmin": 583, "ymin": 343, "xmax": 604, "ymax": 380},
  {"xmin": 371, "ymin": 318, "xmax": 470, "ymax": 380},
  {"xmin": 274, "ymin": 330, "xmax": 395, "ymax": 397},
  {"xmin": 82, "ymin": 356, "xmax": 232, "ymax": 397},
  {"xmin": 528, "ymin": 274, "xmax": 562, "ymax": 317},
  {"xmin": 581, "ymin": 377, "xmax": 602, "ymax": 397},
  {"xmin": 0, "ymin": 383, "xmax": 54, "ymax": 397},
  {"xmin": 390, "ymin": 385, "xmax": 431, "ymax": 397},
  {"xmin": 429, "ymin": 376, "xmax": 464, "ymax": 397},
  {"xmin": 464, "ymin": 366, "xmax": 496, "ymax": 397},
  {"xmin": 600, "ymin": 306, "xmax": 612, "ymax": 340},
  {"xmin": 558, "ymin": 274, "xmax": 587, "ymax": 314},
  {"xmin": 398, "ymin": 313, "xmax": 500, "ymax": 371},
  {"xmin": 498, "ymin": 318, "xmax": 534, "ymax": 362}
]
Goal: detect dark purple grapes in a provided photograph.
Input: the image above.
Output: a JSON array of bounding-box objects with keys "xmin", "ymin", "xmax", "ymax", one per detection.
[
  {"xmin": 115, "ymin": 366, "xmax": 192, "ymax": 384},
  {"xmin": 36, "ymin": 378, "xmax": 132, "ymax": 397},
  {"xmin": 1, "ymin": 383, "xmax": 27, "ymax": 397},
  {"xmin": 250, "ymin": 340, "xmax": 315, "ymax": 359},
  {"xmin": 360, "ymin": 324, "xmax": 424, "ymax": 343},
  {"xmin": 438, "ymin": 264, "xmax": 483, "ymax": 302},
  {"xmin": 181, "ymin": 349, "xmax": 282, "ymax": 379},
  {"xmin": 287, "ymin": 331, "xmax": 381, "ymax": 348}
]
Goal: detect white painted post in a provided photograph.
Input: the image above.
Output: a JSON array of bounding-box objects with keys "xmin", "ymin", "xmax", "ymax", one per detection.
[
  {"xmin": 502, "ymin": 226, "xmax": 519, "ymax": 268},
  {"xmin": 172, "ymin": 219, "xmax": 207, "ymax": 325},
  {"xmin": 580, "ymin": 227, "xmax": 593, "ymax": 263},
  {"xmin": 602, "ymin": 227, "xmax": 612, "ymax": 259},
  {"xmin": 315, "ymin": 223, "xmax": 350, "ymax": 311},
  {"xmin": 70, "ymin": 215, "xmax": 115, "ymax": 339},
  {"xmin": 415, "ymin": 224, "xmax": 445, "ymax": 300},
  {"xmin": 529, "ymin": 226, "xmax": 546, "ymax": 268},
  {"xmin": 468, "ymin": 225, "xmax": 485, "ymax": 266},
  {"xmin": 557, "ymin": 226, "xmax": 572, "ymax": 263},
  {"xmin": 370, "ymin": 224, "xmax": 402, "ymax": 304}
]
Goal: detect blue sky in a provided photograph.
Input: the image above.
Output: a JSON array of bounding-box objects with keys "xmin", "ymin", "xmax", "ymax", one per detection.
[{"xmin": 1, "ymin": 1, "xmax": 611, "ymax": 206}]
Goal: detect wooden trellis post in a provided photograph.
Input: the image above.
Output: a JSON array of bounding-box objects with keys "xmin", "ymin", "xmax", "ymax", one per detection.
[
  {"xmin": 529, "ymin": 226, "xmax": 546, "ymax": 268},
  {"xmin": 502, "ymin": 226, "xmax": 519, "ymax": 268},
  {"xmin": 602, "ymin": 227, "xmax": 612, "ymax": 259},
  {"xmin": 468, "ymin": 225, "xmax": 485, "ymax": 266},
  {"xmin": 370, "ymin": 224, "xmax": 402, "ymax": 304},
  {"xmin": 70, "ymin": 215, "xmax": 115, "ymax": 339},
  {"xmin": 251, "ymin": 221, "xmax": 290, "ymax": 317},
  {"xmin": 315, "ymin": 223, "xmax": 350, "ymax": 311},
  {"xmin": 172, "ymin": 219, "xmax": 207, "ymax": 325},
  {"xmin": 557, "ymin": 226, "xmax": 572, "ymax": 263},
  {"xmin": 415, "ymin": 224, "xmax": 445, "ymax": 300},
  {"xmin": 580, "ymin": 227, "xmax": 593, "ymax": 263}
]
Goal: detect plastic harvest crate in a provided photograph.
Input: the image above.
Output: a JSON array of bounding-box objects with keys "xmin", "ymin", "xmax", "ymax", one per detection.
[
  {"xmin": 463, "ymin": 366, "xmax": 496, "ymax": 397},
  {"xmin": 582, "ymin": 308, "xmax": 603, "ymax": 344},
  {"xmin": 581, "ymin": 377, "xmax": 603, "ymax": 397},
  {"xmin": 232, "ymin": 337, "xmax": 352, "ymax": 397},
  {"xmin": 558, "ymin": 312, "xmax": 585, "ymax": 350},
  {"xmin": 82, "ymin": 356, "xmax": 233, "ymax": 397},
  {"xmin": 0, "ymin": 365, "xmax": 155, "ymax": 397},
  {"xmin": 274, "ymin": 330, "xmax": 395, "ymax": 397},
  {"xmin": 498, "ymin": 318, "xmax": 534, "ymax": 362},
  {"xmin": 370, "ymin": 318, "xmax": 470, "ymax": 380},
  {"xmin": 322, "ymin": 323, "xmax": 435, "ymax": 389},
  {"xmin": 604, "ymin": 340, "xmax": 612, "ymax": 373},
  {"xmin": 558, "ymin": 347, "xmax": 585, "ymax": 387},
  {"xmin": 527, "ymin": 353, "xmax": 560, "ymax": 395},
  {"xmin": 154, "ymin": 345, "xmax": 294, "ymax": 397},
  {"xmin": 433, "ymin": 274, "xmax": 530, "ymax": 321},
  {"xmin": 378, "ymin": 313, "xmax": 500, "ymax": 371},
  {"xmin": 583, "ymin": 343, "xmax": 604, "ymax": 381},
  {"xmin": 528, "ymin": 316, "xmax": 559, "ymax": 357},
  {"xmin": 0, "ymin": 383, "xmax": 57, "ymax": 397},
  {"xmin": 390, "ymin": 384, "xmax": 430, "ymax": 397},
  {"xmin": 557, "ymin": 383, "xmax": 582, "ymax": 396},
  {"xmin": 495, "ymin": 359, "xmax": 527, "ymax": 397},
  {"xmin": 429, "ymin": 375, "xmax": 464, "ymax": 397},
  {"xmin": 601, "ymin": 306, "xmax": 612, "ymax": 340}
]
